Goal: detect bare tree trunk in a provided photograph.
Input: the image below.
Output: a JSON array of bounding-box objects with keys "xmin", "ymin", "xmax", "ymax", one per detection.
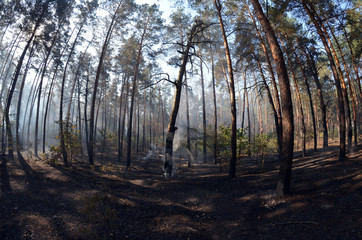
[
  {"xmin": 89, "ymin": 1, "xmax": 123, "ymax": 165},
  {"xmin": 34, "ymin": 27, "xmax": 60, "ymax": 157},
  {"xmin": 76, "ymin": 74, "xmax": 83, "ymax": 154},
  {"xmin": 328, "ymin": 22, "xmax": 358, "ymax": 146},
  {"xmin": 164, "ymin": 21, "xmax": 206, "ymax": 177},
  {"xmin": 59, "ymin": 25, "xmax": 85, "ymax": 166},
  {"xmin": 126, "ymin": 15, "xmax": 150, "ymax": 170},
  {"xmin": 319, "ymin": 21, "xmax": 352, "ymax": 150},
  {"xmin": 210, "ymin": 44, "xmax": 218, "ymax": 165},
  {"xmin": 84, "ymin": 72, "xmax": 90, "ymax": 153},
  {"xmin": 215, "ymin": 0, "xmax": 237, "ymax": 178},
  {"xmin": 242, "ymin": 70, "xmax": 251, "ymax": 156},
  {"xmin": 301, "ymin": 0, "xmax": 345, "ymax": 160},
  {"xmin": 4, "ymin": 15, "xmax": 42, "ymax": 158},
  {"xmin": 185, "ymin": 71, "xmax": 191, "ymax": 167},
  {"xmin": 16, "ymin": 43, "xmax": 35, "ymax": 152},
  {"xmin": 251, "ymin": 0, "xmax": 294, "ymax": 195},
  {"xmin": 137, "ymin": 94, "xmax": 140, "ymax": 154},
  {"xmin": 254, "ymin": 54, "xmax": 279, "ymax": 151},
  {"xmin": 253, "ymin": 73, "xmax": 263, "ymax": 135},
  {"xmin": 200, "ymin": 54, "xmax": 207, "ymax": 163},
  {"xmin": 300, "ymin": 44, "xmax": 328, "ymax": 148},
  {"xmin": 245, "ymin": 3, "xmax": 282, "ymax": 153},
  {"xmin": 283, "ymin": 47, "xmax": 305, "ymax": 156},
  {"xmin": 142, "ymin": 92, "xmax": 146, "ymax": 150},
  {"xmin": 120, "ymin": 79, "xmax": 130, "ymax": 162},
  {"xmin": 241, "ymin": 75, "xmax": 246, "ymax": 131}
]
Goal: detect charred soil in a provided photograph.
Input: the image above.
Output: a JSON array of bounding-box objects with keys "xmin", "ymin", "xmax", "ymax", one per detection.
[{"xmin": 0, "ymin": 143, "xmax": 361, "ymax": 240}]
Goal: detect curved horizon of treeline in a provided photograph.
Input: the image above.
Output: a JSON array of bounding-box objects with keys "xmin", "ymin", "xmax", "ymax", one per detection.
[{"xmin": 0, "ymin": 0, "xmax": 360, "ymax": 196}]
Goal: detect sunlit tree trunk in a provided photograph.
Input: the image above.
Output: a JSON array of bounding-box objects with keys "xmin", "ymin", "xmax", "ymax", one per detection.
[
  {"xmin": 300, "ymin": 44, "xmax": 328, "ymax": 148},
  {"xmin": 319, "ymin": 21, "xmax": 352, "ymax": 150},
  {"xmin": 251, "ymin": 0, "xmax": 294, "ymax": 195},
  {"xmin": 245, "ymin": 3, "xmax": 282, "ymax": 153},
  {"xmin": 301, "ymin": 0, "xmax": 345, "ymax": 160},
  {"xmin": 328, "ymin": 22, "xmax": 358, "ymax": 146},
  {"xmin": 288, "ymin": 42, "xmax": 317, "ymax": 151},
  {"xmin": 215, "ymin": 0, "xmax": 237, "ymax": 177}
]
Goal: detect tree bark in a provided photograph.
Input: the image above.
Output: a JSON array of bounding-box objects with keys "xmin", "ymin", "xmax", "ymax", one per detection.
[
  {"xmin": 300, "ymin": 45, "xmax": 328, "ymax": 148},
  {"xmin": 16, "ymin": 43, "xmax": 35, "ymax": 152},
  {"xmin": 251, "ymin": 0, "xmax": 294, "ymax": 195},
  {"xmin": 301, "ymin": 0, "xmax": 345, "ymax": 160},
  {"xmin": 89, "ymin": 1, "xmax": 123, "ymax": 165},
  {"xmin": 290, "ymin": 44, "xmax": 317, "ymax": 151},
  {"xmin": 210, "ymin": 43, "xmax": 218, "ymax": 165},
  {"xmin": 215, "ymin": 0, "xmax": 237, "ymax": 178},
  {"xmin": 4, "ymin": 14, "xmax": 42, "ymax": 158},
  {"xmin": 185, "ymin": 71, "xmax": 191, "ymax": 167},
  {"xmin": 245, "ymin": 2, "xmax": 282, "ymax": 153},
  {"xmin": 126, "ymin": 15, "xmax": 150, "ymax": 170},
  {"xmin": 164, "ymin": 21, "xmax": 205, "ymax": 177},
  {"xmin": 200, "ymin": 54, "xmax": 207, "ymax": 163},
  {"xmin": 328, "ymin": 22, "xmax": 358, "ymax": 146}
]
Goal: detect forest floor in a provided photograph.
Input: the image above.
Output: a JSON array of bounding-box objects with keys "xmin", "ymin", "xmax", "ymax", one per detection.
[{"xmin": 0, "ymin": 142, "xmax": 361, "ymax": 240}]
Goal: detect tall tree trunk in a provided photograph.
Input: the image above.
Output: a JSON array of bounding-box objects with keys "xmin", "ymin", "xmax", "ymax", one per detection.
[
  {"xmin": 185, "ymin": 71, "xmax": 191, "ymax": 167},
  {"xmin": 136, "ymin": 94, "xmax": 140, "ymax": 154},
  {"xmin": 245, "ymin": 3, "xmax": 282, "ymax": 153},
  {"xmin": 120, "ymin": 79, "xmax": 130, "ymax": 162},
  {"xmin": 254, "ymin": 54, "xmax": 278, "ymax": 143},
  {"xmin": 84, "ymin": 72, "xmax": 90, "ymax": 153},
  {"xmin": 282, "ymin": 45, "xmax": 305, "ymax": 156},
  {"xmin": 319, "ymin": 20, "xmax": 352, "ymax": 150},
  {"xmin": 42, "ymin": 26, "xmax": 77, "ymax": 154},
  {"xmin": 117, "ymin": 76, "xmax": 126, "ymax": 162},
  {"xmin": 59, "ymin": 23, "xmax": 85, "ymax": 166},
  {"xmin": 251, "ymin": 0, "xmax": 294, "ymax": 195},
  {"xmin": 328, "ymin": 22, "xmax": 358, "ymax": 146},
  {"xmin": 210, "ymin": 44, "xmax": 218, "ymax": 165},
  {"xmin": 34, "ymin": 28, "xmax": 60, "ymax": 157},
  {"xmin": 89, "ymin": 1, "xmax": 123, "ymax": 165},
  {"xmin": 0, "ymin": 32, "xmax": 21, "ymax": 105},
  {"xmin": 301, "ymin": 0, "xmax": 345, "ymax": 160},
  {"xmin": 242, "ymin": 70, "xmax": 251, "ymax": 156},
  {"xmin": 300, "ymin": 44, "xmax": 328, "ymax": 148},
  {"xmin": 338, "ymin": 18, "xmax": 361, "ymax": 96},
  {"xmin": 288, "ymin": 42, "xmax": 317, "ymax": 151},
  {"xmin": 142, "ymin": 92, "xmax": 146, "ymax": 150},
  {"xmin": 126, "ymin": 15, "xmax": 150, "ymax": 170},
  {"xmin": 241, "ymin": 77, "xmax": 246, "ymax": 130},
  {"xmin": 215, "ymin": 0, "xmax": 237, "ymax": 178},
  {"xmin": 76, "ymin": 74, "xmax": 83, "ymax": 154},
  {"xmin": 253, "ymin": 73, "xmax": 263, "ymax": 135},
  {"xmin": 16, "ymin": 43, "xmax": 35, "ymax": 152},
  {"xmin": 4, "ymin": 14, "xmax": 42, "ymax": 158},
  {"xmin": 164, "ymin": 21, "xmax": 205, "ymax": 177},
  {"xmin": 200, "ymin": 54, "xmax": 207, "ymax": 163}
]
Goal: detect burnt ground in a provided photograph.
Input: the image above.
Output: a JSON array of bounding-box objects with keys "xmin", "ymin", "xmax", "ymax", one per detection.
[{"xmin": 0, "ymin": 143, "xmax": 361, "ymax": 240}]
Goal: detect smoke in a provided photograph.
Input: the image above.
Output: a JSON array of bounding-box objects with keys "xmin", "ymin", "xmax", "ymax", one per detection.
[{"xmin": 172, "ymin": 126, "xmax": 186, "ymax": 152}]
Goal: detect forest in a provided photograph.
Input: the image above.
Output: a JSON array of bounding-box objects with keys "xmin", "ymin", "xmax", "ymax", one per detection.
[{"xmin": 0, "ymin": 0, "xmax": 361, "ymax": 239}]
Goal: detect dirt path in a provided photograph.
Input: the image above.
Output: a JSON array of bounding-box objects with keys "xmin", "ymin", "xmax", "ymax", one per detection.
[{"xmin": 0, "ymin": 145, "xmax": 361, "ymax": 240}]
